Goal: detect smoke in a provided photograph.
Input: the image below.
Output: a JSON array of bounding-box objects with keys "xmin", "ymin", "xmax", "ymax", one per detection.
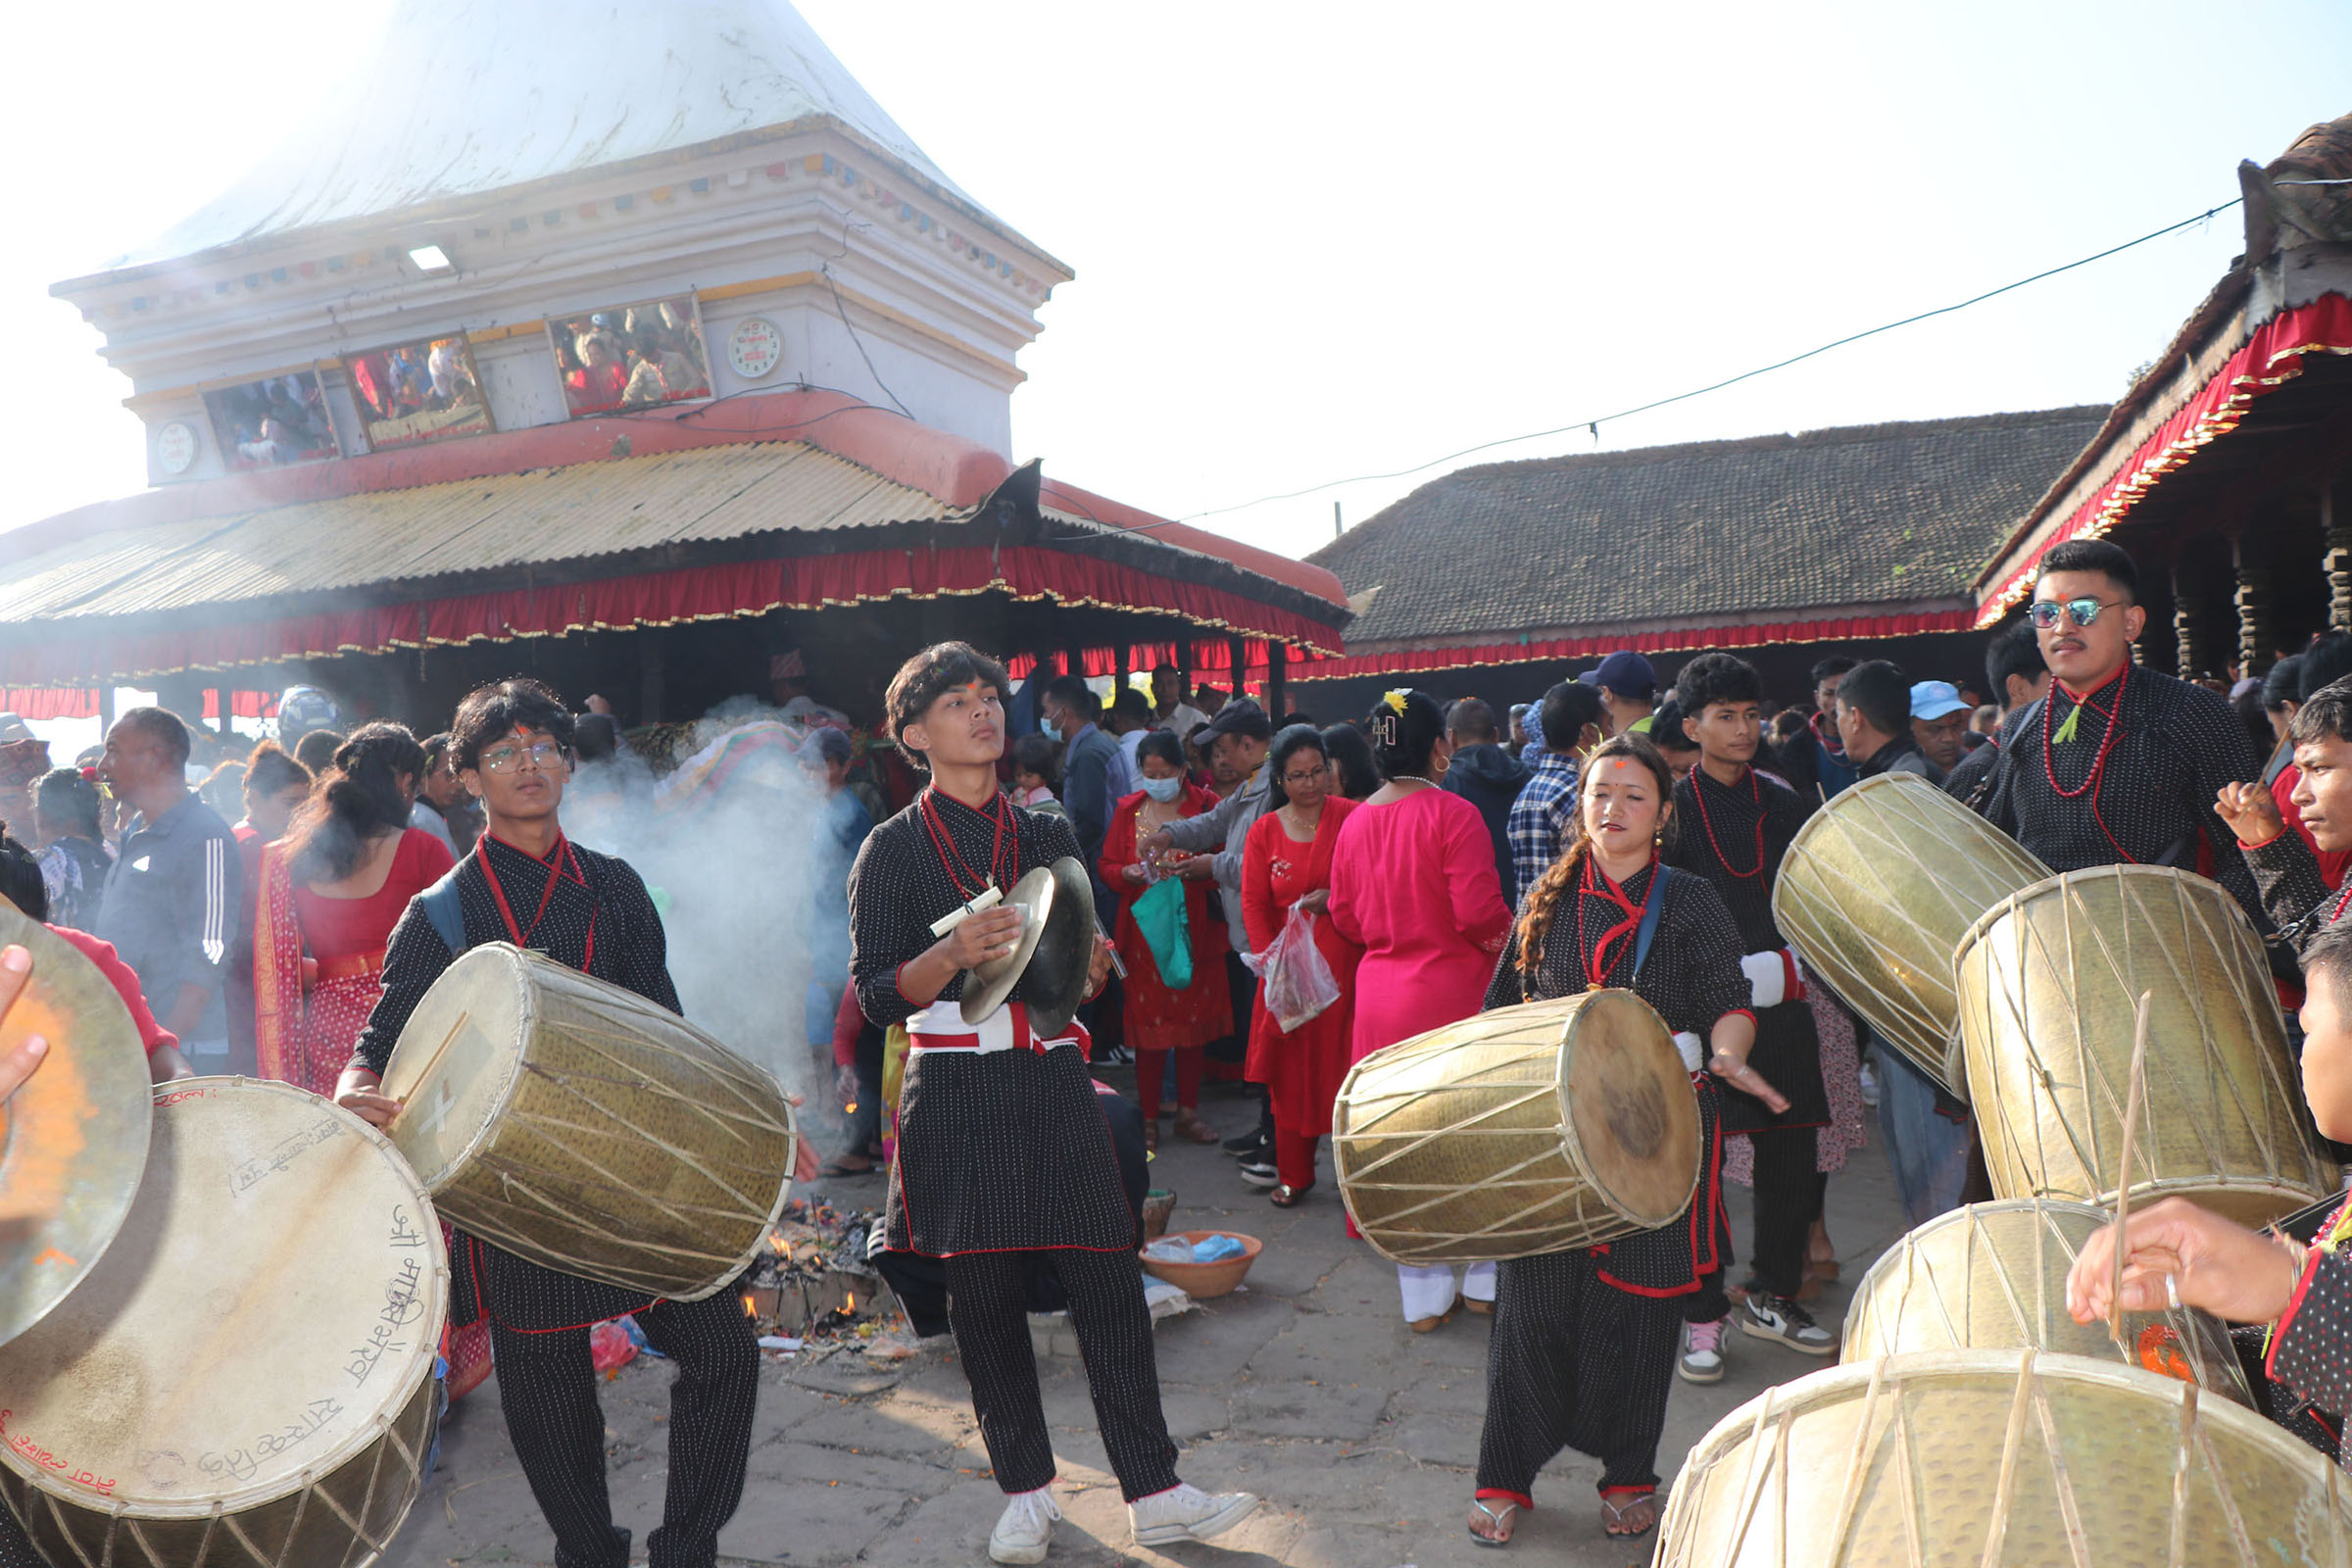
[{"xmin": 564, "ymin": 697, "xmax": 847, "ymax": 1101}]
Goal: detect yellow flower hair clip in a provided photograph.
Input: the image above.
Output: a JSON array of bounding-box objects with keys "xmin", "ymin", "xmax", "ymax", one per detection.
[{"xmin": 1382, "ymin": 689, "xmax": 1410, "ymax": 715}]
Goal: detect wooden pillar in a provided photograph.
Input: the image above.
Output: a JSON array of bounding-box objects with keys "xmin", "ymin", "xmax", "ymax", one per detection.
[
  {"xmin": 2235, "ymin": 534, "xmax": 2273, "ymax": 679},
  {"xmin": 638, "ymin": 640, "xmax": 665, "ymax": 725},
  {"xmin": 1226, "ymin": 634, "xmax": 1249, "ymax": 704},
  {"xmin": 2174, "ymin": 564, "xmax": 2206, "ymax": 681},
  {"xmin": 2327, "ymin": 486, "xmax": 2352, "ymax": 632},
  {"xmin": 1114, "ymin": 639, "xmax": 1132, "ymax": 694},
  {"xmin": 1266, "ymin": 641, "xmax": 1289, "ymax": 722},
  {"xmin": 1175, "ymin": 635, "xmax": 1194, "ymax": 701},
  {"xmin": 210, "ymin": 686, "xmax": 230, "ymax": 736},
  {"xmin": 97, "ymin": 685, "xmax": 115, "ymax": 731}
]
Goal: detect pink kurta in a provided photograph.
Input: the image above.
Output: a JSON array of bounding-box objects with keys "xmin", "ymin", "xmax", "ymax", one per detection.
[{"xmin": 1327, "ymin": 786, "xmax": 1514, "ymax": 1062}]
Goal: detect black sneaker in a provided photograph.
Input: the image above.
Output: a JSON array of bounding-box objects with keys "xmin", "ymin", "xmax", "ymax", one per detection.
[
  {"xmin": 1223, "ymin": 1130, "xmax": 1266, "ymax": 1157},
  {"xmin": 1739, "ymin": 1293, "xmax": 1837, "ymax": 1354},
  {"xmin": 1237, "ymin": 1157, "xmax": 1279, "ymax": 1188}
]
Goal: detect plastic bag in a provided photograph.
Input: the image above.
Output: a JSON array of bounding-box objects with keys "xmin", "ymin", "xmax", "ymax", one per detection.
[
  {"xmin": 1130, "ymin": 876, "xmax": 1194, "ymax": 989},
  {"xmin": 1244, "ymin": 905, "xmax": 1342, "ymax": 1033}
]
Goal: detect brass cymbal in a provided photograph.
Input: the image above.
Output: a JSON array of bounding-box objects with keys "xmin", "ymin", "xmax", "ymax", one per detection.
[{"xmin": 0, "ymin": 906, "xmax": 153, "ymax": 1348}]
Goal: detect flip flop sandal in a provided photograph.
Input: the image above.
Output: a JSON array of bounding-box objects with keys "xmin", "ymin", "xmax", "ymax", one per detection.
[
  {"xmin": 1600, "ymin": 1493, "xmax": 1657, "ymax": 1538},
  {"xmin": 1409, "ymin": 1297, "xmax": 1461, "ymax": 1333},
  {"xmin": 1464, "ymin": 1298, "xmax": 1494, "ymax": 1316},
  {"xmin": 1269, "ymin": 1182, "xmax": 1315, "ymax": 1207},
  {"xmin": 1467, "ymin": 1498, "xmax": 1517, "ymax": 1546}
]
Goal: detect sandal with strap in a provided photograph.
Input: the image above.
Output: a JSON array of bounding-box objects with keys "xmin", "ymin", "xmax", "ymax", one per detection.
[
  {"xmin": 1600, "ymin": 1491, "xmax": 1657, "ymax": 1538},
  {"xmin": 1467, "ymin": 1498, "xmax": 1517, "ymax": 1546},
  {"xmin": 1270, "ymin": 1181, "xmax": 1314, "ymax": 1207}
]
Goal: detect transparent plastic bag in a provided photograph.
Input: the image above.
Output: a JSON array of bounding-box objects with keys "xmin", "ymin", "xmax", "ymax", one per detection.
[{"xmin": 1244, "ymin": 904, "xmax": 1342, "ymax": 1033}]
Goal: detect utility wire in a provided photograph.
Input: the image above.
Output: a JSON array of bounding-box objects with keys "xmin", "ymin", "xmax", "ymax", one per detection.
[{"xmin": 1058, "ymin": 198, "xmax": 2243, "ymax": 544}]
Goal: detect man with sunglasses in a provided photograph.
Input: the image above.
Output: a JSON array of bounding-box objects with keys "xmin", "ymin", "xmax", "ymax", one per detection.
[
  {"xmin": 334, "ymin": 678, "xmax": 794, "ymax": 1568},
  {"xmin": 1977, "ymin": 539, "xmax": 2262, "ymax": 919}
]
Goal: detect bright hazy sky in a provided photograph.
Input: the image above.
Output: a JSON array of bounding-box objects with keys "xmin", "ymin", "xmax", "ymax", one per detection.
[{"xmin": 10, "ymin": 0, "xmax": 2352, "ymax": 571}]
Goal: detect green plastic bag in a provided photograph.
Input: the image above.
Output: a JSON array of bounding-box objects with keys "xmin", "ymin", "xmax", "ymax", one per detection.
[{"xmin": 1131, "ymin": 875, "xmax": 1195, "ymax": 989}]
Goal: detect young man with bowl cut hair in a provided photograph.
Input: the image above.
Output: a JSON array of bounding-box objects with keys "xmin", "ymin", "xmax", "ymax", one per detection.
[{"xmin": 849, "ymin": 641, "xmax": 1258, "ymax": 1565}]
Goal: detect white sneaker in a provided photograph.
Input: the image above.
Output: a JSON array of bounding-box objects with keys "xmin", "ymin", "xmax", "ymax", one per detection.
[
  {"xmin": 1858, "ymin": 1059, "xmax": 1881, "ymax": 1107},
  {"xmin": 1130, "ymin": 1482, "xmax": 1260, "ymax": 1546},
  {"xmin": 989, "ymin": 1488, "xmax": 1060, "ymax": 1564},
  {"xmin": 1677, "ymin": 1316, "xmax": 1727, "ymax": 1384}
]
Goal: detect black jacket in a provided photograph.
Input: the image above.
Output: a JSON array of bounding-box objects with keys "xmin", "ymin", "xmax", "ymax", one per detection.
[{"xmin": 1444, "ymin": 742, "xmax": 1532, "ymax": 909}]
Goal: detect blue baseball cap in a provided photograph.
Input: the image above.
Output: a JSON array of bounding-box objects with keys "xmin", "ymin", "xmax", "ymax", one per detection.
[
  {"xmin": 1910, "ymin": 680, "xmax": 1969, "ymax": 721},
  {"xmin": 1577, "ymin": 651, "xmax": 1657, "ymax": 697}
]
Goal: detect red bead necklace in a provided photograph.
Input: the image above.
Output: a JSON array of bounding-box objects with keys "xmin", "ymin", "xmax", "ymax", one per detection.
[
  {"xmin": 1690, "ymin": 764, "xmax": 1765, "ymax": 879},
  {"xmin": 920, "ymin": 787, "xmax": 1015, "ymax": 901},
  {"xmin": 2040, "ymin": 662, "xmax": 2134, "ymax": 862}
]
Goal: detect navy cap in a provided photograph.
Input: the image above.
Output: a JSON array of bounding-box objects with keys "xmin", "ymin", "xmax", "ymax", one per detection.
[{"xmin": 1581, "ymin": 651, "xmax": 1657, "ymax": 697}]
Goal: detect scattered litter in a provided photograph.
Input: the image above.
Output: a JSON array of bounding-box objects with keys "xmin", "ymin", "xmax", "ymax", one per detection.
[
  {"xmin": 1144, "ymin": 1280, "xmax": 1196, "ymax": 1321},
  {"xmin": 757, "ymin": 1335, "xmax": 803, "ymax": 1352},
  {"xmin": 1154, "ymin": 1233, "xmax": 1248, "ymax": 1264},
  {"xmin": 1142, "ymin": 1236, "xmax": 1196, "ymax": 1264}
]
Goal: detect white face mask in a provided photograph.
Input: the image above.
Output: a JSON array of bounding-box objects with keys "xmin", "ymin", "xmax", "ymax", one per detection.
[{"xmin": 1141, "ymin": 774, "xmax": 1184, "ymax": 803}]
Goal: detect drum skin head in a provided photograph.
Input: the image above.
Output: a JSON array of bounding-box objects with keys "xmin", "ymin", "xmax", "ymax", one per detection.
[
  {"xmin": 1562, "ymin": 989, "xmax": 1702, "ymax": 1226},
  {"xmin": 379, "ymin": 944, "xmax": 532, "ymax": 1193},
  {"xmin": 0, "ymin": 1078, "xmax": 446, "ymax": 1518},
  {"xmin": 0, "ymin": 906, "xmax": 153, "ymax": 1349}
]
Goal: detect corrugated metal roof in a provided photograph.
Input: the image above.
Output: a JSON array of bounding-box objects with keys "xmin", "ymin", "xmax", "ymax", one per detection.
[{"xmin": 0, "ymin": 439, "xmax": 954, "ymax": 623}]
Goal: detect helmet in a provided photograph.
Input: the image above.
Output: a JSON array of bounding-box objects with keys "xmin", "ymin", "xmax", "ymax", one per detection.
[{"xmin": 276, "ymin": 684, "xmax": 340, "ymax": 737}]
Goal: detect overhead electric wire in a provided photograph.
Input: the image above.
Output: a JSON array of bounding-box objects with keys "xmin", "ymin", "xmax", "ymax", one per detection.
[{"xmin": 1054, "ymin": 197, "xmax": 2244, "ymax": 545}]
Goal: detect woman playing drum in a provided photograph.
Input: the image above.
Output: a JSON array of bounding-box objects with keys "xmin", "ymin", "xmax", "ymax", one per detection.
[{"xmin": 1467, "ymin": 733, "xmax": 1783, "ymax": 1545}]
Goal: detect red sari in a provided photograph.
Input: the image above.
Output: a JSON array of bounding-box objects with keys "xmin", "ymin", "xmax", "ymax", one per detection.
[
  {"xmin": 254, "ymin": 829, "xmax": 455, "ymax": 1096},
  {"xmin": 1098, "ymin": 786, "xmax": 1233, "ymax": 1052},
  {"xmin": 1241, "ymin": 797, "xmax": 1363, "ymax": 1137}
]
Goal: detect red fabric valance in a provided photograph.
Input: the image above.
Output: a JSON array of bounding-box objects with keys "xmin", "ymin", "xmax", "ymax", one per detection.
[
  {"xmin": 1286, "ymin": 608, "xmax": 1980, "ymax": 682},
  {"xmin": 0, "ymin": 545, "xmax": 1347, "ymax": 689},
  {"xmin": 1977, "ymin": 293, "xmax": 2352, "ymax": 623}
]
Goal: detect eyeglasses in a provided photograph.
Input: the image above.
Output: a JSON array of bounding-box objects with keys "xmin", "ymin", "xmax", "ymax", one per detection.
[
  {"xmin": 2029, "ymin": 597, "xmax": 2126, "ymax": 630},
  {"xmin": 479, "ymin": 740, "xmax": 567, "ymax": 774},
  {"xmin": 1279, "ymin": 770, "xmax": 1326, "ymax": 786}
]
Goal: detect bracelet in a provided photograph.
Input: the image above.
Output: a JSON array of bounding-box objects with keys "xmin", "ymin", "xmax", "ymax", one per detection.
[{"xmin": 2277, "ymin": 1232, "xmax": 2311, "ymax": 1307}]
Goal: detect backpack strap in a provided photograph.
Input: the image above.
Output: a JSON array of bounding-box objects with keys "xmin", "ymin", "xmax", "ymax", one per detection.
[
  {"xmin": 1629, "ymin": 865, "xmax": 1676, "ymax": 981},
  {"xmin": 416, "ymin": 867, "xmax": 467, "ymax": 955}
]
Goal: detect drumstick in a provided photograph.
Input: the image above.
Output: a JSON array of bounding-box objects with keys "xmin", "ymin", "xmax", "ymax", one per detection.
[
  {"xmin": 387, "ymin": 1010, "xmax": 471, "ymax": 1128},
  {"xmin": 2107, "ymin": 989, "xmax": 2154, "ymax": 1348}
]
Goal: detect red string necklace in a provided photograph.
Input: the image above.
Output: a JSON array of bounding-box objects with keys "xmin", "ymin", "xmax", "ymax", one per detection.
[
  {"xmin": 2041, "ymin": 661, "xmax": 2134, "ymax": 862},
  {"xmin": 919, "ymin": 786, "xmax": 1015, "ymax": 901},
  {"xmin": 1576, "ymin": 852, "xmax": 1654, "ymax": 989},
  {"xmin": 1690, "ymin": 764, "xmax": 1765, "ymax": 878},
  {"xmin": 484, "ymin": 832, "xmax": 596, "ymax": 968}
]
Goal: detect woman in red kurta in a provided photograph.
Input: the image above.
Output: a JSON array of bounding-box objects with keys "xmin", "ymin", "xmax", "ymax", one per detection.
[
  {"xmin": 1101, "ymin": 729, "xmax": 1233, "ymax": 1150},
  {"xmin": 1329, "ymin": 690, "xmax": 1515, "ymax": 1328},
  {"xmin": 1241, "ymin": 726, "xmax": 1363, "ymax": 1205}
]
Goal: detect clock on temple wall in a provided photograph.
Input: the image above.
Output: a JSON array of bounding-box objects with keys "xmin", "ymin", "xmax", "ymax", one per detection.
[
  {"xmin": 155, "ymin": 420, "xmax": 199, "ymax": 477},
  {"xmin": 726, "ymin": 317, "xmax": 784, "ymax": 380}
]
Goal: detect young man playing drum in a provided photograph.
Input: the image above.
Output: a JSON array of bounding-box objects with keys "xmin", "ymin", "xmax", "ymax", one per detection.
[
  {"xmin": 2219, "ymin": 673, "xmax": 2352, "ymax": 960},
  {"xmin": 1976, "ymin": 539, "xmax": 2263, "ymax": 921},
  {"xmin": 2068, "ymin": 918, "xmax": 2352, "ymax": 1462},
  {"xmin": 848, "ymin": 642, "xmax": 1258, "ymax": 1565},
  {"xmin": 335, "ymin": 678, "xmax": 785, "ymax": 1568}
]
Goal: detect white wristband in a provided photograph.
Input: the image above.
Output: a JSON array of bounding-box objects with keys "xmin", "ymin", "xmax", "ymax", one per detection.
[
  {"xmin": 1740, "ymin": 950, "xmax": 1786, "ymax": 1010},
  {"xmin": 1672, "ymin": 1031, "xmax": 1706, "ymax": 1072}
]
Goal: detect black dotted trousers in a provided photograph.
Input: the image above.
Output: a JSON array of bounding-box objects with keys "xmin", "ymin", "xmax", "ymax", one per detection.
[
  {"xmin": 492, "ymin": 1290, "xmax": 760, "ymax": 1568},
  {"xmin": 945, "ymin": 1247, "xmax": 1180, "ymax": 1501}
]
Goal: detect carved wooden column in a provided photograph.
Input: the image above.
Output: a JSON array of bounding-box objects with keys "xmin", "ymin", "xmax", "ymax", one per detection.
[
  {"xmin": 1227, "ymin": 634, "xmax": 1250, "ymax": 704},
  {"xmin": 2235, "ymin": 533, "xmax": 2273, "ymax": 679},
  {"xmin": 1266, "ymin": 640, "xmax": 1289, "ymax": 721},
  {"xmin": 2174, "ymin": 564, "xmax": 2206, "ymax": 681},
  {"xmin": 2327, "ymin": 486, "xmax": 2352, "ymax": 632}
]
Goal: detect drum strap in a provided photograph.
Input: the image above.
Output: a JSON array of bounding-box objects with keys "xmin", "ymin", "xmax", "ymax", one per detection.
[
  {"xmin": 416, "ymin": 869, "xmax": 466, "ymax": 954},
  {"xmin": 1629, "ymin": 865, "xmax": 1675, "ymax": 981}
]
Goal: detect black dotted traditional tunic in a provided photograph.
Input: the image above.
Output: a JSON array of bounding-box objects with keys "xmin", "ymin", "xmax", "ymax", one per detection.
[
  {"xmin": 355, "ymin": 833, "xmax": 681, "ymax": 1333},
  {"xmin": 849, "ymin": 789, "xmax": 1133, "ymax": 1256},
  {"xmin": 1665, "ymin": 766, "xmax": 1830, "ymax": 1132},
  {"xmin": 2244, "ymin": 830, "xmax": 2352, "ymax": 960},
  {"xmin": 1978, "ymin": 663, "xmax": 2263, "ymax": 919}
]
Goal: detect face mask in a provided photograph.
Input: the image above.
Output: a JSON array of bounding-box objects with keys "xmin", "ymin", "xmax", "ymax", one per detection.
[
  {"xmin": 1141, "ymin": 774, "xmax": 1184, "ymax": 803},
  {"xmin": 1041, "ymin": 715, "xmax": 1058, "ymax": 735}
]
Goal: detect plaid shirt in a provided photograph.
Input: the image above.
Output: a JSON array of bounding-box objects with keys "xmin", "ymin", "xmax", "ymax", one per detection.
[{"xmin": 1507, "ymin": 750, "xmax": 1579, "ymax": 903}]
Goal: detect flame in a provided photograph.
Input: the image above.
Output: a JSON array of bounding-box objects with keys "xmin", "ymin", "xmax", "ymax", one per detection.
[
  {"xmin": 844, "ymin": 1101, "xmax": 858, "ymax": 1113},
  {"xmin": 846, "ymin": 1292, "xmax": 857, "ymax": 1311},
  {"xmin": 741, "ymin": 1294, "xmax": 758, "ymax": 1319},
  {"xmin": 769, "ymin": 1230, "xmax": 789, "ymax": 1259}
]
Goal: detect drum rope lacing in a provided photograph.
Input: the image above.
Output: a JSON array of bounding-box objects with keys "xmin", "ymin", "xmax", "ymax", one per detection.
[{"xmin": 1690, "ymin": 764, "xmax": 1765, "ymax": 879}]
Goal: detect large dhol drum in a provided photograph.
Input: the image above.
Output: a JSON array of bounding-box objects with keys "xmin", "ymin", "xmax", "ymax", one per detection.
[
  {"xmin": 0, "ymin": 1078, "xmax": 444, "ymax": 1568},
  {"xmin": 1333, "ymin": 991, "xmax": 1699, "ymax": 1265},
  {"xmin": 0, "ymin": 908, "xmax": 153, "ymax": 1348},
  {"xmin": 378, "ymin": 942, "xmax": 797, "ymax": 1299},
  {"xmin": 1954, "ymin": 865, "xmax": 2337, "ymax": 1227},
  {"xmin": 1841, "ymin": 1198, "xmax": 2253, "ymax": 1409},
  {"xmin": 1655, "ymin": 1349, "xmax": 2352, "ymax": 1567},
  {"xmin": 1773, "ymin": 772, "xmax": 2050, "ymax": 1097}
]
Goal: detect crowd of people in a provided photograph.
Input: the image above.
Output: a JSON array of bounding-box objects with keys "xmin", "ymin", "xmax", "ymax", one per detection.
[{"xmin": 16, "ymin": 528, "xmax": 2352, "ymax": 1562}]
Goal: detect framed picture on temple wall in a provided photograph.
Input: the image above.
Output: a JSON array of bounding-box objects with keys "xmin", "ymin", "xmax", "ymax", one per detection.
[
  {"xmin": 545, "ymin": 293, "xmax": 713, "ymax": 418},
  {"xmin": 201, "ymin": 369, "xmax": 342, "ymax": 471},
  {"xmin": 340, "ymin": 334, "xmax": 495, "ymax": 449}
]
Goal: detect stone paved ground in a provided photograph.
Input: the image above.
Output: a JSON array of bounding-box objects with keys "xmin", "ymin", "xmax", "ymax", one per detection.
[{"xmin": 385, "ymin": 1075, "xmax": 1908, "ymax": 1568}]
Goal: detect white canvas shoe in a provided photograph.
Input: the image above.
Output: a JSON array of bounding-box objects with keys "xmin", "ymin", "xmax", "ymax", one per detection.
[
  {"xmin": 989, "ymin": 1488, "xmax": 1060, "ymax": 1564},
  {"xmin": 1131, "ymin": 1482, "xmax": 1260, "ymax": 1546}
]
